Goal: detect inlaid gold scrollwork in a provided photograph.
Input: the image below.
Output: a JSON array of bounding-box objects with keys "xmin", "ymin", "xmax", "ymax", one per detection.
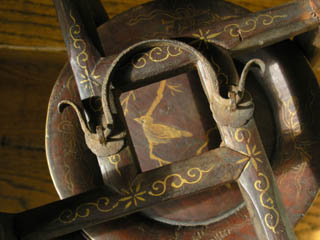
[
  {"xmin": 274, "ymin": 85, "xmax": 315, "ymax": 198},
  {"xmin": 127, "ymin": 5, "xmax": 237, "ymax": 35},
  {"xmin": 235, "ymin": 128, "xmax": 252, "ymax": 144},
  {"xmin": 224, "ymin": 14, "xmax": 287, "ymax": 38},
  {"xmin": 58, "ymin": 197, "xmax": 116, "ymax": 224},
  {"xmin": 58, "ymin": 183, "xmax": 147, "ymax": 224},
  {"xmin": 69, "ymin": 10, "xmax": 100, "ymax": 96},
  {"xmin": 192, "ymin": 14, "xmax": 287, "ymax": 45},
  {"xmin": 132, "ymin": 45, "xmax": 183, "ymax": 69},
  {"xmin": 127, "ymin": 9, "xmax": 161, "ymax": 26},
  {"xmin": 254, "ymin": 172, "xmax": 280, "ymax": 233},
  {"xmin": 57, "ymin": 165, "xmax": 214, "ymax": 224},
  {"xmin": 107, "ymin": 154, "xmax": 122, "ymax": 176},
  {"xmin": 148, "ymin": 165, "xmax": 214, "ymax": 196}
]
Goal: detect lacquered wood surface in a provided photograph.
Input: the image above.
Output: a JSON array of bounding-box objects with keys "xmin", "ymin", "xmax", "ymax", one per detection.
[{"xmin": 0, "ymin": 0, "xmax": 319, "ymax": 240}]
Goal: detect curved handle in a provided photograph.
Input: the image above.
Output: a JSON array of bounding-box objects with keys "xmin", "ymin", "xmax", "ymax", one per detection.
[
  {"xmin": 51, "ymin": 1, "xmax": 320, "ymax": 239},
  {"xmin": 100, "ymin": 39, "xmax": 295, "ymax": 239}
]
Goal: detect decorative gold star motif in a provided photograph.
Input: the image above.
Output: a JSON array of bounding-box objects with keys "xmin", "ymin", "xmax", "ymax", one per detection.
[
  {"xmin": 191, "ymin": 29, "xmax": 222, "ymax": 49},
  {"xmin": 237, "ymin": 144, "xmax": 263, "ymax": 171},
  {"xmin": 119, "ymin": 183, "xmax": 146, "ymax": 209}
]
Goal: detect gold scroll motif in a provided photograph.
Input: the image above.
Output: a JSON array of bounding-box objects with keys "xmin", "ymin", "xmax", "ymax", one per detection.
[
  {"xmin": 134, "ymin": 81, "xmax": 192, "ymax": 166},
  {"xmin": 58, "ymin": 197, "xmax": 117, "ymax": 224},
  {"xmin": 224, "ymin": 14, "xmax": 287, "ymax": 37},
  {"xmin": 148, "ymin": 165, "xmax": 214, "ymax": 197},
  {"xmin": 107, "ymin": 154, "xmax": 121, "ymax": 176},
  {"xmin": 274, "ymin": 85, "xmax": 315, "ymax": 199},
  {"xmin": 69, "ymin": 10, "xmax": 100, "ymax": 96},
  {"xmin": 192, "ymin": 14, "xmax": 287, "ymax": 43},
  {"xmin": 57, "ymin": 165, "xmax": 214, "ymax": 224},
  {"xmin": 234, "ymin": 128, "xmax": 280, "ymax": 233},
  {"xmin": 127, "ymin": 5, "xmax": 237, "ymax": 37},
  {"xmin": 254, "ymin": 172, "xmax": 280, "ymax": 233},
  {"xmin": 132, "ymin": 45, "xmax": 183, "ymax": 69}
]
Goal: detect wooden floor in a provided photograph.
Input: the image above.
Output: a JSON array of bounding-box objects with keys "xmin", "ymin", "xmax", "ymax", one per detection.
[{"xmin": 0, "ymin": 0, "xmax": 319, "ymax": 239}]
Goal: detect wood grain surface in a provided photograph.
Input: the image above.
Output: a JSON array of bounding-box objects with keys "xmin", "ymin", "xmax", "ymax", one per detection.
[{"xmin": 0, "ymin": 0, "xmax": 319, "ymax": 240}]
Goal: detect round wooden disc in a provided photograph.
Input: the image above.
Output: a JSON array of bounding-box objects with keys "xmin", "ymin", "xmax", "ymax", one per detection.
[{"xmin": 46, "ymin": 0, "xmax": 320, "ymax": 239}]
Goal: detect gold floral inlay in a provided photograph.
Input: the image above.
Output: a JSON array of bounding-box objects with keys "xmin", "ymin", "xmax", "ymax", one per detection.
[
  {"xmin": 191, "ymin": 29, "xmax": 222, "ymax": 49},
  {"xmin": 236, "ymin": 144, "xmax": 262, "ymax": 171},
  {"xmin": 119, "ymin": 182, "xmax": 146, "ymax": 209},
  {"xmin": 234, "ymin": 128, "xmax": 262, "ymax": 171}
]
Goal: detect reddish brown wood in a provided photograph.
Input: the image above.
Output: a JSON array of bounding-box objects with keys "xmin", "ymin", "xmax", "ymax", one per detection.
[{"xmin": 45, "ymin": 0, "xmax": 320, "ymax": 239}]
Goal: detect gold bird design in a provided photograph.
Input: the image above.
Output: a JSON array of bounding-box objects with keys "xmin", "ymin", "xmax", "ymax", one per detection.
[{"xmin": 134, "ymin": 115, "xmax": 193, "ymax": 166}]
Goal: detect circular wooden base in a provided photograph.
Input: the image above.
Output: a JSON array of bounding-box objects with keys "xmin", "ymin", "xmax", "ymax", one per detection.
[{"xmin": 46, "ymin": 0, "xmax": 320, "ymax": 239}]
